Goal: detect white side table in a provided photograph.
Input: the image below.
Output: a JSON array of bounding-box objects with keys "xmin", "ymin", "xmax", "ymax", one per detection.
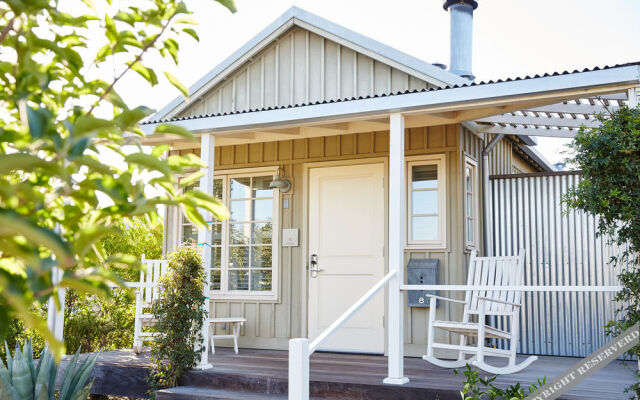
[{"xmin": 209, "ymin": 317, "xmax": 246, "ymax": 355}]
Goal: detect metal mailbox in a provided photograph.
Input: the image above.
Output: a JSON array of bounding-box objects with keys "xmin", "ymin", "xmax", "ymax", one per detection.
[{"xmin": 407, "ymin": 258, "xmax": 439, "ymax": 307}]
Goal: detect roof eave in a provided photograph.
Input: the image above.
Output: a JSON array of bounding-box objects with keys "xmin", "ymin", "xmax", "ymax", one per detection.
[{"xmin": 141, "ymin": 64, "xmax": 640, "ymax": 136}]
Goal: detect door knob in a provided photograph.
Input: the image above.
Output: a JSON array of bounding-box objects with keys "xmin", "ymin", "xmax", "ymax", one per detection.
[{"xmin": 310, "ymin": 253, "xmax": 323, "ymax": 278}]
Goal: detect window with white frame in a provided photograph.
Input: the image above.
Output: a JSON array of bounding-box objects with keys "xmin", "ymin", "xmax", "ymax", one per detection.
[
  {"xmin": 180, "ymin": 169, "xmax": 278, "ymax": 299},
  {"xmin": 464, "ymin": 156, "xmax": 478, "ymax": 249},
  {"xmin": 407, "ymin": 156, "xmax": 446, "ymax": 248}
]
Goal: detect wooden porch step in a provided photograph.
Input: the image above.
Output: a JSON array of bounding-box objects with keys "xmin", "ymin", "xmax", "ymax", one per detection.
[{"xmin": 156, "ymin": 386, "xmax": 327, "ymax": 400}]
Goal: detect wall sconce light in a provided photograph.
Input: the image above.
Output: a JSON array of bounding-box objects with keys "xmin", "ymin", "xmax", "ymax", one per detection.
[{"xmin": 269, "ymin": 168, "xmax": 291, "ymax": 193}]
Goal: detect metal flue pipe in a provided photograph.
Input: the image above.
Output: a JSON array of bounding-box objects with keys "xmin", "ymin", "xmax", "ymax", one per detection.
[{"xmin": 443, "ymin": 0, "xmax": 478, "ymax": 80}]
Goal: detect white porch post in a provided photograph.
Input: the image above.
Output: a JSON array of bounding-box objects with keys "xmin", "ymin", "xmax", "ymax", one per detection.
[
  {"xmin": 197, "ymin": 133, "xmax": 215, "ymax": 369},
  {"xmin": 46, "ymin": 267, "xmax": 65, "ymax": 343},
  {"xmin": 384, "ymin": 113, "xmax": 409, "ymax": 385},
  {"xmin": 630, "ymin": 87, "xmax": 639, "ymax": 108}
]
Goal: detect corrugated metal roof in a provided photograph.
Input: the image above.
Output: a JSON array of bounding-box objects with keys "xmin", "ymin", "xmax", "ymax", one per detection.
[{"xmin": 142, "ymin": 62, "xmax": 640, "ymax": 125}]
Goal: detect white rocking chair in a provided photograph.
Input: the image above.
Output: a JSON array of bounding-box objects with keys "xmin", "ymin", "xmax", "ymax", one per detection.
[
  {"xmin": 133, "ymin": 255, "xmax": 168, "ymax": 354},
  {"xmin": 423, "ymin": 249, "xmax": 537, "ymax": 374}
]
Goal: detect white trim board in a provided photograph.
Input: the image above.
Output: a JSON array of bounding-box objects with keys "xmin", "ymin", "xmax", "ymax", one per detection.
[
  {"xmin": 149, "ymin": 6, "xmax": 468, "ymax": 122},
  {"xmin": 142, "ymin": 64, "xmax": 640, "ymax": 138}
]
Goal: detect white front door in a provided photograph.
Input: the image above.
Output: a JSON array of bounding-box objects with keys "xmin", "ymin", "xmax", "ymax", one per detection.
[{"xmin": 308, "ymin": 163, "xmax": 385, "ymax": 354}]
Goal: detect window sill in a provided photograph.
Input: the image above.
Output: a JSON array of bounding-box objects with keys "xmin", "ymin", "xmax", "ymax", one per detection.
[
  {"xmin": 404, "ymin": 243, "xmax": 447, "ymax": 251},
  {"xmin": 210, "ymin": 293, "xmax": 279, "ymax": 302}
]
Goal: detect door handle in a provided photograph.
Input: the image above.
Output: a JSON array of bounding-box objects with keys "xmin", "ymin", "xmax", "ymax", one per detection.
[{"xmin": 310, "ymin": 253, "xmax": 323, "ymax": 278}]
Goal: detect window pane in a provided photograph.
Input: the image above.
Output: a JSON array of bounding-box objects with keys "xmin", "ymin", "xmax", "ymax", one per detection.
[
  {"xmin": 253, "ymin": 199, "xmax": 273, "ymax": 221},
  {"xmin": 252, "ymin": 223, "xmax": 272, "ymax": 244},
  {"xmin": 412, "ymin": 190, "xmax": 438, "ymax": 214},
  {"xmin": 465, "ymin": 167, "xmax": 473, "ymax": 192},
  {"xmin": 466, "ymin": 193, "xmax": 473, "ymax": 216},
  {"xmin": 214, "ymin": 179, "xmax": 223, "ymax": 199},
  {"xmin": 412, "ymin": 216, "xmax": 438, "ymax": 241},
  {"xmin": 211, "ymin": 269, "xmax": 221, "ymax": 290},
  {"xmin": 251, "ymin": 270, "xmax": 272, "ymax": 291},
  {"xmin": 229, "ymin": 246, "xmax": 250, "ymax": 268},
  {"xmin": 412, "ymin": 165, "xmax": 438, "ymax": 189},
  {"xmin": 182, "ymin": 224, "xmax": 197, "ymax": 244},
  {"xmin": 211, "ymin": 247, "xmax": 222, "ymax": 268},
  {"xmin": 229, "ymin": 270, "xmax": 249, "ymax": 291},
  {"xmin": 230, "ymin": 223, "xmax": 251, "ymax": 244},
  {"xmin": 467, "ymin": 219, "xmax": 474, "ymax": 242},
  {"xmin": 253, "ymin": 176, "xmax": 273, "ymax": 197},
  {"xmin": 211, "ymin": 223, "xmax": 222, "ymax": 245},
  {"xmin": 230, "ymin": 200, "xmax": 250, "ymax": 222},
  {"xmin": 230, "ymin": 177, "xmax": 251, "ymax": 199},
  {"xmin": 252, "ymin": 246, "xmax": 272, "ymax": 268}
]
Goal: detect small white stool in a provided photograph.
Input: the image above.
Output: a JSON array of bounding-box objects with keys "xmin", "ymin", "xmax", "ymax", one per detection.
[{"xmin": 209, "ymin": 317, "xmax": 246, "ymax": 355}]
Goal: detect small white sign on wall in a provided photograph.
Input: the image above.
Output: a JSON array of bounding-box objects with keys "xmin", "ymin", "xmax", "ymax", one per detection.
[{"xmin": 282, "ymin": 229, "xmax": 299, "ymax": 247}]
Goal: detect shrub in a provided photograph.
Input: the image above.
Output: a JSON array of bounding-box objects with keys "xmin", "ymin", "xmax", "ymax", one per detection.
[
  {"xmin": 147, "ymin": 245, "xmax": 206, "ymax": 393},
  {"xmin": 64, "ymin": 289, "xmax": 135, "ymax": 353},
  {"xmin": 565, "ymin": 105, "xmax": 640, "ymax": 361},
  {"xmin": 455, "ymin": 364, "xmax": 546, "ymax": 400}
]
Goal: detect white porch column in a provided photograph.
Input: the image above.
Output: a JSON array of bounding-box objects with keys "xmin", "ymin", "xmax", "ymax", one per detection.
[
  {"xmin": 630, "ymin": 87, "xmax": 639, "ymax": 108},
  {"xmin": 384, "ymin": 113, "xmax": 409, "ymax": 385},
  {"xmin": 46, "ymin": 267, "xmax": 65, "ymax": 343},
  {"xmin": 197, "ymin": 133, "xmax": 215, "ymax": 369}
]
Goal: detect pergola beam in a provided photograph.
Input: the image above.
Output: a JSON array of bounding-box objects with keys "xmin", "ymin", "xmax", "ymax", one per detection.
[
  {"xmin": 479, "ymin": 125, "xmax": 577, "ymax": 138},
  {"xmin": 524, "ymin": 103, "xmax": 617, "ymax": 115},
  {"xmin": 475, "ymin": 115, "xmax": 600, "ymax": 129}
]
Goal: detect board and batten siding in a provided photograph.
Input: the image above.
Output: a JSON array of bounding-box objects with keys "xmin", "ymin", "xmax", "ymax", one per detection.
[
  {"xmin": 166, "ymin": 125, "xmax": 464, "ymax": 355},
  {"xmin": 165, "ymin": 125, "xmax": 542, "ymax": 355},
  {"xmin": 180, "ymin": 27, "xmax": 436, "ymax": 118}
]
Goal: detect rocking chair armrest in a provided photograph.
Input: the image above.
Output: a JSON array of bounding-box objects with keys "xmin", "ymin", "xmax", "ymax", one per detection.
[
  {"xmin": 424, "ymin": 294, "xmax": 467, "ymax": 304},
  {"xmin": 476, "ymin": 296, "xmax": 521, "ymax": 307}
]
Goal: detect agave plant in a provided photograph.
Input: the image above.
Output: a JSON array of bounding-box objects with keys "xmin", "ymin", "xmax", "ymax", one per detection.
[{"xmin": 0, "ymin": 340, "xmax": 98, "ymax": 400}]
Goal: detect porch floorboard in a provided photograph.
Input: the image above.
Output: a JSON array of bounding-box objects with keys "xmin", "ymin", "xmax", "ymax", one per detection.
[{"xmin": 70, "ymin": 348, "xmax": 636, "ymax": 399}]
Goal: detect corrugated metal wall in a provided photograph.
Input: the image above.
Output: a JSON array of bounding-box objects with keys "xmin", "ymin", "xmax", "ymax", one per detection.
[{"xmin": 490, "ymin": 172, "xmax": 624, "ymax": 357}]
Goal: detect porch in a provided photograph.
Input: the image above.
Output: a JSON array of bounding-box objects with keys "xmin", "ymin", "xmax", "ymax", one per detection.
[{"xmin": 75, "ymin": 348, "xmax": 636, "ymax": 399}]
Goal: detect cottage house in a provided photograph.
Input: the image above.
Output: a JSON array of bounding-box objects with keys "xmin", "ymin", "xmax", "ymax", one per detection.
[{"xmin": 141, "ymin": 2, "xmax": 639, "ymax": 385}]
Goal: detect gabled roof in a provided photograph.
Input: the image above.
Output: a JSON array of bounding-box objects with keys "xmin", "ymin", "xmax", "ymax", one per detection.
[{"xmin": 150, "ymin": 6, "xmax": 469, "ymax": 122}]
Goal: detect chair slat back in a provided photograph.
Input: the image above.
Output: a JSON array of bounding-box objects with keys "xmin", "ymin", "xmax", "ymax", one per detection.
[
  {"xmin": 139, "ymin": 255, "xmax": 169, "ymax": 307},
  {"xmin": 465, "ymin": 249, "xmax": 525, "ymax": 314}
]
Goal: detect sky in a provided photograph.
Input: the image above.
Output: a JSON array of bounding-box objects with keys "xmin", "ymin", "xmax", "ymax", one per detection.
[{"xmin": 114, "ymin": 0, "xmax": 640, "ymax": 166}]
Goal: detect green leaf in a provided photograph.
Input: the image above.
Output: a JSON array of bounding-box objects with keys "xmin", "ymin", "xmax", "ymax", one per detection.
[
  {"xmin": 215, "ymin": 0, "xmax": 237, "ymax": 13},
  {"xmin": 0, "ymin": 209, "xmax": 74, "ymax": 267},
  {"xmin": 129, "ymin": 62, "xmax": 158, "ymax": 85},
  {"xmin": 73, "ymin": 115, "xmax": 113, "ymax": 135},
  {"xmin": 124, "ymin": 153, "xmax": 172, "ymax": 176},
  {"xmin": 182, "ymin": 28, "xmax": 199, "ymax": 41},
  {"xmin": 164, "ymin": 71, "xmax": 188, "ymax": 97},
  {"xmin": 153, "ymin": 123, "xmax": 195, "ymax": 139}
]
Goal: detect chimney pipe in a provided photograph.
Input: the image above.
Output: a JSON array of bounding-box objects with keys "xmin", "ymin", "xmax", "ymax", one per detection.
[{"xmin": 443, "ymin": 0, "xmax": 477, "ymax": 80}]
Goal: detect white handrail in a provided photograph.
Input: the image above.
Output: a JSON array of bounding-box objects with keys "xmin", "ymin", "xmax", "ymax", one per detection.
[
  {"xmin": 400, "ymin": 284, "xmax": 622, "ymax": 292},
  {"xmin": 309, "ymin": 270, "xmax": 397, "ymax": 353},
  {"xmin": 288, "ymin": 269, "xmax": 397, "ymax": 400}
]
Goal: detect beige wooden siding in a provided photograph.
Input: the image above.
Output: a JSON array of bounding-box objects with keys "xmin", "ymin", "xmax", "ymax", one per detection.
[
  {"xmin": 179, "ymin": 27, "xmax": 435, "ymax": 118},
  {"xmin": 512, "ymin": 153, "xmax": 536, "ymax": 173},
  {"xmin": 167, "ymin": 125, "xmax": 462, "ymax": 355}
]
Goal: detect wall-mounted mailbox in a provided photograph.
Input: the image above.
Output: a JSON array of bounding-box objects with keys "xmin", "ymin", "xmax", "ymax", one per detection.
[{"xmin": 407, "ymin": 258, "xmax": 439, "ymax": 307}]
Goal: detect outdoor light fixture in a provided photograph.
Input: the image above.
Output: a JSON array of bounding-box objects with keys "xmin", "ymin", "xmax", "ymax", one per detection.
[{"xmin": 269, "ymin": 168, "xmax": 291, "ymax": 193}]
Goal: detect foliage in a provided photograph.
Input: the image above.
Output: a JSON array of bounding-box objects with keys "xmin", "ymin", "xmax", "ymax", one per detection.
[
  {"xmin": 147, "ymin": 245, "xmax": 206, "ymax": 393},
  {"xmin": 0, "ymin": 0, "xmax": 234, "ymax": 359},
  {"xmin": 0, "ymin": 340, "xmax": 98, "ymax": 400},
  {"xmin": 64, "ymin": 289, "xmax": 135, "ymax": 353},
  {"xmin": 99, "ymin": 218, "xmax": 164, "ymax": 282},
  {"xmin": 564, "ymin": 104, "xmax": 640, "ymax": 363},
  {"xmin": 455, "ymin": 364, "xmax": 546, "ymax": 400},
  {"xmin": 0, "ymin": 308, "xmax": 45, "ymax": 362}
]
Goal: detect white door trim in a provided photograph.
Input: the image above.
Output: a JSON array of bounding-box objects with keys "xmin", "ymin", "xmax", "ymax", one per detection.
[{"xmin": 300, "ymin": 157, "xmax": 388, "ymax": 346}]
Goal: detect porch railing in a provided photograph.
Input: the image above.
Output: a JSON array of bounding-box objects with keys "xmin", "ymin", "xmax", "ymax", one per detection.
[{"xmin": 288, "ymin": 269, "xmax": 397, "ymax": 400}]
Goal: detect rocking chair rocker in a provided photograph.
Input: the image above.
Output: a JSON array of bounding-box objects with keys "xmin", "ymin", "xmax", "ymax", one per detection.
[{"xmin": 423, "ymin": 249, "xmax": 537, "ymax": 374}]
